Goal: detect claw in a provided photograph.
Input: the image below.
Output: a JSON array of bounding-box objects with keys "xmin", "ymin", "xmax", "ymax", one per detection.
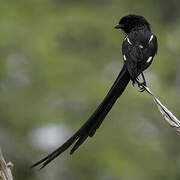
[
  {"xmin": 139, "ymin": 87, "xmax": 145, "ymax": 92},
  {"xmin": 137, "ymin": 82, "xmax": 146, "ymax": 92}
]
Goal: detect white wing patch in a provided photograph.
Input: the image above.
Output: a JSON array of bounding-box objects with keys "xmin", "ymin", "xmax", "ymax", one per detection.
[
  {"xmin": 149, "ymin": 35, "xmax": 154, "ymax": 43},
  {"xmin": 124, "ymin": 36, "xmax": 132, "ymax": 45},
  {"xmin": 123, "ymin": 55, "xmax": 127, "ymax": 61},
  {"xmin": 146, "ymin": 56, "xmax": 152, "ymax": 63},
  {"xmin": 139, "ymin": 45, "xmax": 143, "ymax": 48},
  {"xmin": 127, "ymin": 37, "xmax": 132, "ymax": 45}
]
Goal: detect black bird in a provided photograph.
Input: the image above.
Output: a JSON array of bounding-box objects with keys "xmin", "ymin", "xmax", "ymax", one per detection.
[{"xmin": 31, "ymin": 14, "xmax": 158, "ymax": 169}]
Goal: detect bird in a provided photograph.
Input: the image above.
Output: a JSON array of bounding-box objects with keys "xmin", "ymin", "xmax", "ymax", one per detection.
[{"xmin": 31, "ymin": 14, "xmax": 158, "ymax": 169}]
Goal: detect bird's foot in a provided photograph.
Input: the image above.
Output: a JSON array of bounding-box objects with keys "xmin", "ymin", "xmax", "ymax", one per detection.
[{"xmin": 137, "ymin": 81, "xmax": 146, "ymax": 92}]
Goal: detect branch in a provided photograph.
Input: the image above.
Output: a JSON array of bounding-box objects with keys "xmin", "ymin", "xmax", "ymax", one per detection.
[
  {"xmin": 0, "ymin": 149, "xmax": 13, "ymax": 180},
  {"xmin": 142, "ymin": 85, "xmax": 180, "ymax": 132}
]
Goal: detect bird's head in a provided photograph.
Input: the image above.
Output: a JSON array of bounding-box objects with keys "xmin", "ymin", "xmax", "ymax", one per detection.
[{"xmin": 115, "ymin": 14, "xmax": 151, "ymax": 34}]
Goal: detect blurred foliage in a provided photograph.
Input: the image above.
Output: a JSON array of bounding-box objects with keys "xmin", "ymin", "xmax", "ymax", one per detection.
[{"xmin": 0, "ymin": 0, "xmax": 180, "ymax": 180}]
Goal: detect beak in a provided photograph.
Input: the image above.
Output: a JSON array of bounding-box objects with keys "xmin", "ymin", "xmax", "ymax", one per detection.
[{"xmin": 114, "ymin": 24, "xmax": 124, "ymax": 29}]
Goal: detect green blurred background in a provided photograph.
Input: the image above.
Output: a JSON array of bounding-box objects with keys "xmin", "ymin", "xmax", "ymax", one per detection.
[{"xmin": 0, "ymin": 0, "xmax": 180, "ymax": 179}]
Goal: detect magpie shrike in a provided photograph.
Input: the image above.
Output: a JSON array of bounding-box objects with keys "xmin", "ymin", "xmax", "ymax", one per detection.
[{"xmin": 31, "ymin": 14, "xmax": 158, "ymax": 169}]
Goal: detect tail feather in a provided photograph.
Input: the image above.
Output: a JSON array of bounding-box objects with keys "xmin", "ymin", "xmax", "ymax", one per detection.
[
  {"xmin": 31, "ymin": 65, "xmax": 130, "ymax": 169},
  {"xmin": 70, "ymin": 134, "xmax": 89, "ymax": 154}
]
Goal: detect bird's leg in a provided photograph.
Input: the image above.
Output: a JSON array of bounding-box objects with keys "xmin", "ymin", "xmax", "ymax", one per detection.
[
  {"xmin": 132, "ymin": 77, "xmax": 138, "ymax": 87},
  {"xmin": 141, "ymin": 73, "xmax": 146, "ymax": 87},
  {"xmin": 135, "ymin": 73, "xmax": 146, "ymax": 92}
]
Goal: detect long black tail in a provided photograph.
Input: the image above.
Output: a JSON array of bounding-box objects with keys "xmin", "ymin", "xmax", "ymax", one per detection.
[{"xmin": 31, "ymin": 64, "xmax": 130, "ymax": 169}]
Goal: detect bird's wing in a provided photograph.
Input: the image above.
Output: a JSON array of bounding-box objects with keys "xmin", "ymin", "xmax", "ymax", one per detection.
[{"xmin": 122, "ymin": 32, "xmax": 158, "ymax": 80}]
